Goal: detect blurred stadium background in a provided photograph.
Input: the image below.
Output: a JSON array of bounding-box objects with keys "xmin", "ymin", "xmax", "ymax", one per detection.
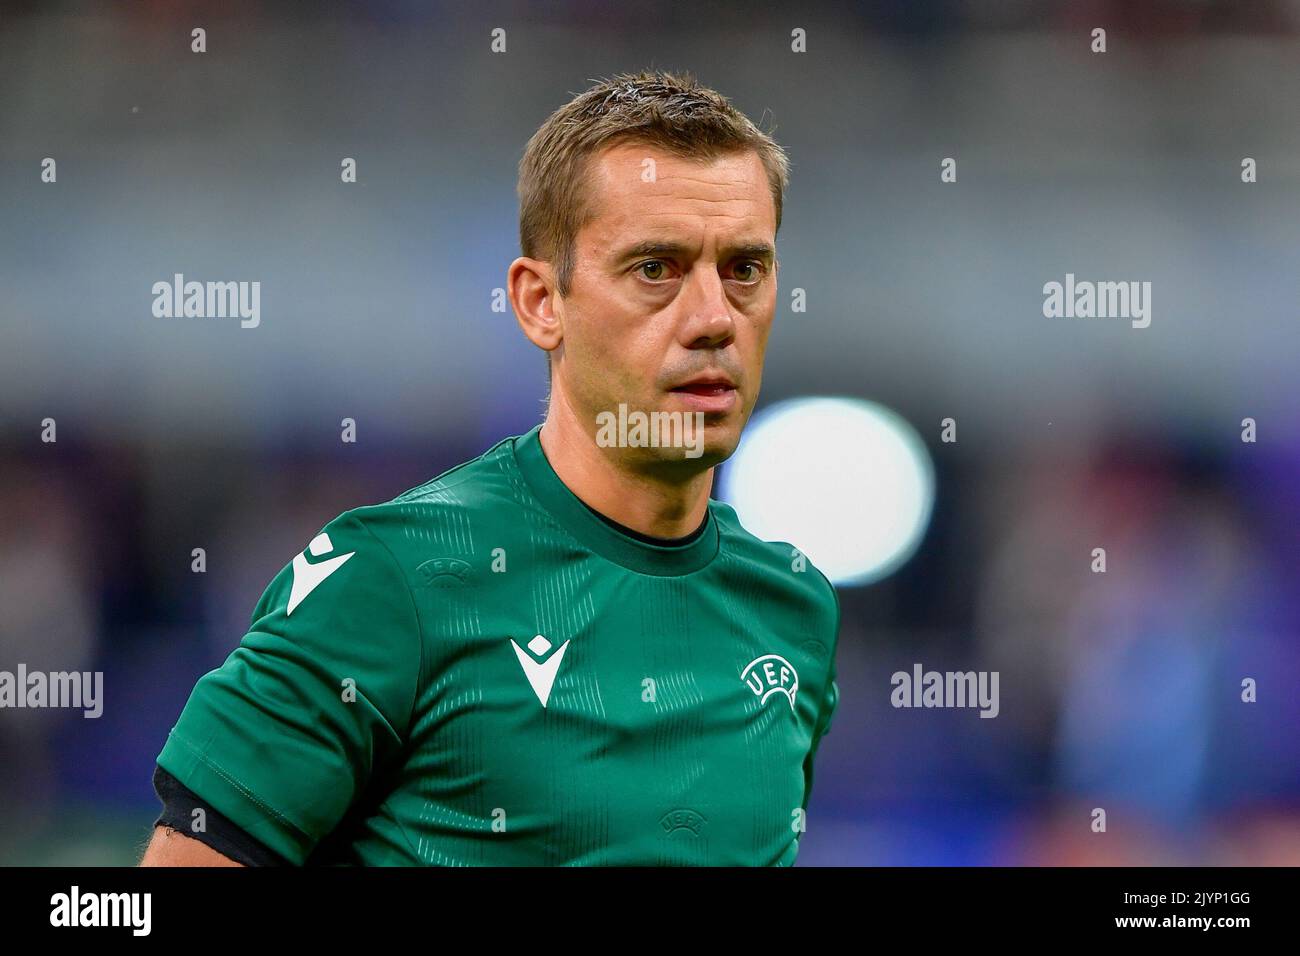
[{"xmin": 1, "ymin": 0, "xmax": 1297, "ymax": 865}]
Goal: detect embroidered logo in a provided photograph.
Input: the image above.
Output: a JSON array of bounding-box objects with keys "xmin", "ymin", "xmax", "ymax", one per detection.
[
  {"xmin": 416, "ymin": 557, "xmax": 472, "ymax": 588},
  {"xmin": 659, "ymin": 808, "xmax": 708, "ymax": 836},
  {"xmin": 741, "ymin": 654, "xmax": 799, "ymax": 711}
]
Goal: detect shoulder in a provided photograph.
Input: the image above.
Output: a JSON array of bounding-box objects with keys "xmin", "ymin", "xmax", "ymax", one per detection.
[
  {"xmin": 256, "ymin": 434, "xmax": 527, "ymax": 618},
  {"xmin": 388, "ymin": 432, "xmax": 519, "ymax": 509},
  {"xmin": 708, "ymin": 498, "xmax": 840, "ymax": 629},
  {"xmin": 331, "ymin": 432, "xmax": 526, "ymax": 556}
]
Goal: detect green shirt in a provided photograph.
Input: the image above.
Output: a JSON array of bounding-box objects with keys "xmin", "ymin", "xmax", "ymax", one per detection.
[{"xmin": 157, "ymin": 424, "xmax": 841, "ymax": 865}]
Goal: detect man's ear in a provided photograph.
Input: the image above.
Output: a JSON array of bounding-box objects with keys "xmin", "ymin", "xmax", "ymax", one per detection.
[{"xmin": 508, "ymin": 256, "xmax": 563, "ymax": 355}]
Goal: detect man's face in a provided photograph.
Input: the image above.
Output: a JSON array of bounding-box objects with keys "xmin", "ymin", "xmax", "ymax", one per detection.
[{"xmin": 554, "ymin": 141, "xmax": 778, "ymax": 469}]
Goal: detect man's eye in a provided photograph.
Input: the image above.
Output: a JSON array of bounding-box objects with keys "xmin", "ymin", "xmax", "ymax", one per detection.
[
  {"xmin": 732, "ymin": 261, "xmax": 764, "ymax": 282},
  {"xmin": 638, "ymin": 260, "xmax": 668, "ymax": 281}
]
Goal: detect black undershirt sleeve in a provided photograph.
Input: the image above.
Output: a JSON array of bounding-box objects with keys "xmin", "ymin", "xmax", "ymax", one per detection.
[{"xmin": 151, "ymin": 764, "xmax": 292, "ymax": 866}]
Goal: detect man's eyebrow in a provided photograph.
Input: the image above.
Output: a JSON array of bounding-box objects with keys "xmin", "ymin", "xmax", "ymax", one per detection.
[
  {"xmin": 727, "ymin": 241, "xmax": 776, "ymax": 263},
  {"xmin": 609, "ymin": 239, "xmax": 776, "ymax": 266}
]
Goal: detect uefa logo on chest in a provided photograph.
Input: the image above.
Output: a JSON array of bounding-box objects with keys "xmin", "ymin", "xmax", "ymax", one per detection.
[{"xmin": 741, "ymin": 654, "xmax": 799, "ymax": 712}]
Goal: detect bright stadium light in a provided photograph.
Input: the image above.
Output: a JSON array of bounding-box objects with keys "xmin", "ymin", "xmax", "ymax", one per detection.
[{"xmin": 720, "ymin": 397, "xmax": 935, "ymax": 587}]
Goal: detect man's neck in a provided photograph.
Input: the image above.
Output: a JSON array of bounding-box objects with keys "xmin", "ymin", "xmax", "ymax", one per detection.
[{"xmin": 538, "ymin": 414, "xmax": 713, "ymax": 540}]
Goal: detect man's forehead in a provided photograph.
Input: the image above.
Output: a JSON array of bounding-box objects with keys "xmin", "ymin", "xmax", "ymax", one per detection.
[
  {"xmin": 581, "ymin": 142, "xmax": 775, "ymax": 242},
  {"xmin": 591, "ymin": 139, "xmax": 763, "ymax": 177}
]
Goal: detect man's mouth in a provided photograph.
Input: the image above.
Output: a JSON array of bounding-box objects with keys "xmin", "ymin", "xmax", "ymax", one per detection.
[
  {"xmin": 667, "ymin": 377, "xmax": 739, "ymax": 413},
  {"xmin": 670, "ymin": 383, "xmax": 736, "ymax": 397}
]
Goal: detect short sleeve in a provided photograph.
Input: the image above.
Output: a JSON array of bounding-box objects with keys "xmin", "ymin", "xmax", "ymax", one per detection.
[
  {"xmin": 801, "ymin": 581, "xmax": 841, "ymax": 813},
  {"xmin": 155, "ymin": 509, "xmax": 421, "ymax": 865},
  {"xmin": 801, "ymin": 661, "xmax": 839, "ymax": 812}
]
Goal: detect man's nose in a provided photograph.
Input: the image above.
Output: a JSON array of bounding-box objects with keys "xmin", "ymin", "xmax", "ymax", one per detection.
[{"xmin": 679, "ymin": 266, "xmax": 735, "ymax": 346}]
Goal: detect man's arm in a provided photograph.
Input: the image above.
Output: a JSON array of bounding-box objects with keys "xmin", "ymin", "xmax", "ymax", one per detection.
[
  {"xmin": 148, "ymin": 509, "xmax": 423, "ymax": 866},
  {"xmin": 141, "ymin": 764, "xmax": 292, "ymax": 866},
  {"xmin": 139, "ymin": 826, "xmax": 243, "ymax": 867}
]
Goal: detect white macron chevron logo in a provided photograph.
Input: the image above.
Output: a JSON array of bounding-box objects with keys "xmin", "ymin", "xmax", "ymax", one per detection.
[
  {"xmin": 510, "ymin": 634, "xmax": 570, "ymax": 708},
  {"xmin": 287, "ymin": 532, "xmax": 355, "ymax": 616}
]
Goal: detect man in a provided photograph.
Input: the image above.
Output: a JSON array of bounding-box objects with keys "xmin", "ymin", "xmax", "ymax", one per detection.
[{"xmin": 141, "ymin": 70, "xmax": 840, "ymax": 866}]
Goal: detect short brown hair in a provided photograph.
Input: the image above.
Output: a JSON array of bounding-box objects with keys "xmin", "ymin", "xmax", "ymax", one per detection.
[{"xmin": 518, "ymin": 70, "xmax": 791, "ymax": 300}]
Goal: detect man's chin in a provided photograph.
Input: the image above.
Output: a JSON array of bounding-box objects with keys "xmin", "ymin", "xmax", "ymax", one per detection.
[
  {"xmin": 662, "ymin": 417, "xmax": 740, "ymax": 469},
  {"xmin": 607, "ymin": 424, "xmax": 737, "ymax": 468},
  {"xmin": 590, "ymin": 400, "xmax": 745, "ymax": 467}
]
